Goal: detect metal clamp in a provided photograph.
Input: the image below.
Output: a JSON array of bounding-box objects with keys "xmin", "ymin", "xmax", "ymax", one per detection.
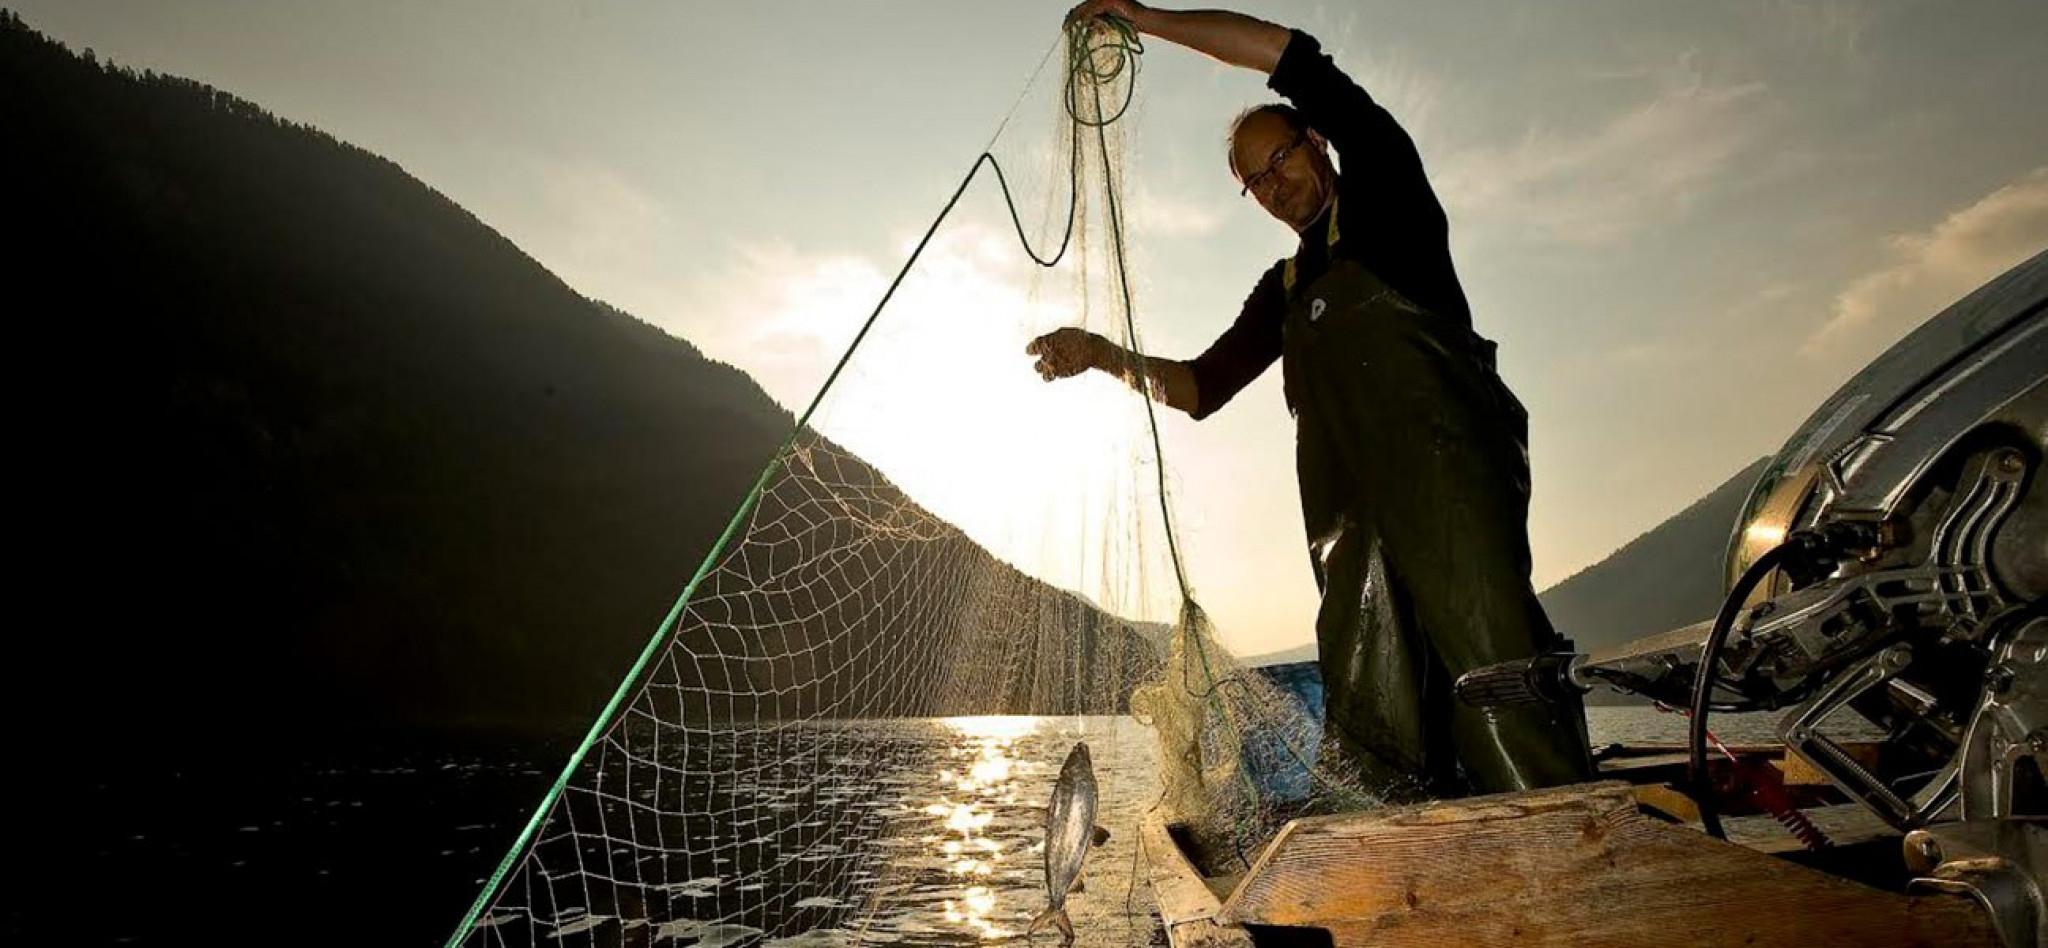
[{"xmin": 1906, "ymin": 819, "xmax": 2048, "ymax": 948}]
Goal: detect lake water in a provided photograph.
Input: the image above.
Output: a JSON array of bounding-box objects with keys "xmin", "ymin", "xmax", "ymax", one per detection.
[{"xmin": 57, "ymin": 707, "xmax": 1878, "ymax": 946}]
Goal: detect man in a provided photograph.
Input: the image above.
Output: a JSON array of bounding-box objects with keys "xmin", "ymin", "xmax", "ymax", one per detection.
[{"xmin": 1029, "ymin": 1, "xmax": 1592, "ymax": 799}]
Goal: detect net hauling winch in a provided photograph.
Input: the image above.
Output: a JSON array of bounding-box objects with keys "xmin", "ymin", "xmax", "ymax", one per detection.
[{"xmin": 1459, "ymin": 249, "xmax": 2048, "ymax": 948}]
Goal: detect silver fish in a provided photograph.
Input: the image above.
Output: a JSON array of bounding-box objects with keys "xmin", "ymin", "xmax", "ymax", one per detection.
[{"xmin": 1030, "ymin": 741, "xmax": 1099, "ymax": 944}]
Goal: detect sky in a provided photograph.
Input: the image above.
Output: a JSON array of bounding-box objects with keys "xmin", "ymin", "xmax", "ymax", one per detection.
[{"xmin": 19, "ymin": 0, "xmax": 2047, "ymax": 657}]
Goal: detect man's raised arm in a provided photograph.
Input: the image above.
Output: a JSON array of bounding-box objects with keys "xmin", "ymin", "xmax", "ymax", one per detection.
[{"xmin": 1067, "ymin": 1, "xmax": 1288, "ymax": 75}]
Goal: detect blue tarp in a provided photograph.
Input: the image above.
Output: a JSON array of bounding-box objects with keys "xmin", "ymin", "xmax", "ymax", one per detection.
[{"xmin": 1244, "ymin": 660, "xmax": 1325, "ymax": 801}]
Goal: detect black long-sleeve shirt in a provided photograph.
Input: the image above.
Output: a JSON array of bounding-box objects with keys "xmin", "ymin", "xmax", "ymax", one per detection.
[{"xmin": 1187, "ymin": 30, "xmax": 1471, "ymax": 420}]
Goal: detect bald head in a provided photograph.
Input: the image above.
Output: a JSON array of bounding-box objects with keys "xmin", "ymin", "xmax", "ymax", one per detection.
[{"xmin": 1228, "ymin": 105, "xmax": 1335, "ymax": 234}]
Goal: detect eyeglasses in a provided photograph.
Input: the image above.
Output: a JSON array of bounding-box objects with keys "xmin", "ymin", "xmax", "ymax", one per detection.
[{"xmin": 1239, "ymin": 132, "xmax": 1306, "ymax": 197}]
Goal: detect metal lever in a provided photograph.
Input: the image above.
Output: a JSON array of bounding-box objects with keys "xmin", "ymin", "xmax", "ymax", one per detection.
[{"xmin": 1455, "ymin": 652, "xmax": 1587, "ymax": 709}]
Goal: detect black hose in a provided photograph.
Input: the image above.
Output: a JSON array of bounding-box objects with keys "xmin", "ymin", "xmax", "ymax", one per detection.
[{"xmin": 1690, "ymin": 542, "xmax": 1795, "ymax": 839}]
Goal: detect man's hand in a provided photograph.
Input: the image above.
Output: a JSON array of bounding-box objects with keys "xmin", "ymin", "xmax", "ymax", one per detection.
[
  {"xmin": 1028, "ymin": 327, "xmax": 1204, "ymax": 414},
  {"xmin": 1065, "ymin": 0, "xmax": 1149, "ymax": 30},
  {"xmin": 1026, "ymin": 327, "xmax": 1109, "ymax": 382},
  {"xmin": 1062, "ymin": 3, "xmax": 1287, "ymax": 75}
]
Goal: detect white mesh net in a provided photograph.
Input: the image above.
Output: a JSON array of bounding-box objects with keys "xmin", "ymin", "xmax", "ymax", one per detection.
[{"xmin": 451, "ymin": 21, "xmax": 1365, "ymax": 948}]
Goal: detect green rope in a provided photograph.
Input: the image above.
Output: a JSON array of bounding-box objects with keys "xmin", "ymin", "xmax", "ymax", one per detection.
[
  {"xmin": 1066, "ymin": 17, "xmax": 1144, "ymax": 128},
  {"xmin": 445, "ymin": 19, "xmax": 1147, "ymax": 948}
]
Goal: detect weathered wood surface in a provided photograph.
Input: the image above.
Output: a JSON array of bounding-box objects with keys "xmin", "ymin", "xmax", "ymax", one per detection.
[
  {"xmin": 1630, "ymin": 783, "xmax": 1703, "ymax": 824},
  {"xmin": 1216, "ymin": 781, "xmax": 1997, "ymax": 947},
  {"xmin": 1777, "ymin": 743, "xmax": 1880, "ymax": 786},
  {"xmin": 1143, "ymin": 812, "xmax": 1255, "ymax": 948}
]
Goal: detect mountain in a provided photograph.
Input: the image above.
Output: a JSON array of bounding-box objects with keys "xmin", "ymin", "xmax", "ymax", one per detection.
[
  {"xmin": 0, "ymin": 11, "xmax": 1146, "ymax": 743},
  {"xmin": 1240, "ymin": 642, "xmax": 1317, "ymax": 667},
  {"xmin": 1539, "ymin": 457, "xmax": 1770, "ymax": 653}
]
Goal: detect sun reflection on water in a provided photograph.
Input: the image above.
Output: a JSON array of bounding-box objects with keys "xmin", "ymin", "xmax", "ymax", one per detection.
[{"xmin": 927, "ymin": 716, "xmax": 1044, "ymax": 940}]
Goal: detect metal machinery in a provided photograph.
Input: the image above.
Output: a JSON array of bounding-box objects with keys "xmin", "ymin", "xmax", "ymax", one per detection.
[{"xmin": 1459, "ymin": 249, "xmax": 2048, "ymax": 946}]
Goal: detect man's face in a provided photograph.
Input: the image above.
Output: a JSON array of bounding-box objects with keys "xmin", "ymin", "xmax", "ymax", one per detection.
[{"xmin": 1230, "ymin": 112, "xmax": 1333, "ymax": 234}]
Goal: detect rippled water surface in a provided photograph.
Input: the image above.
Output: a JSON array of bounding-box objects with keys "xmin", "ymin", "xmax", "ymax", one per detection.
[{"xmin": 65, "ymin": 707, "xmax": 1880, "ymax": 946}]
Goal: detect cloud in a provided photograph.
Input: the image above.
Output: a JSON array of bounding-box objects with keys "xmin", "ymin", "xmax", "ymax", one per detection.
[
  {"xmin": 699, "ymin": 225, "xmax": 1190, "ymax": 618},
  {"xmin": 1130, "ymin": 187, "xmax": 1226, "ymax": 239},
  {"xmin": 475, "ymin": 153, "xmax": 710, "ymax": 339},
  {"xmin": 1804, "ymin": 166, "xmax": 2048, "ymax": 355},
  {"xmin": 1437, "ymin": 57, "xmax": 1769, "ymax": 246},
  {"xmin": 1745, "ymin": 1, "xmax": 1872, "ymax": 64},
  {"xmin": 706, "ymin": 224, "xmax": 1084, "ymax": 411},
  {"xmin": 521, "ymin": 157, "xmax": 677, "ymax": 286},
  {"xmin": 706, "ymin": 242, "xmax": 889, "ymax": 412},
  {"xmin": 1322, "ymin": 28, "xmax": 1442, "ymax": 144}
]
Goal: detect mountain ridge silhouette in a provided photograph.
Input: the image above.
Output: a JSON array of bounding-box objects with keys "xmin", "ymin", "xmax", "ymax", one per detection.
[{"xmin": 2, "ymin": 10, "xmax": 1147, "ymax": 742}]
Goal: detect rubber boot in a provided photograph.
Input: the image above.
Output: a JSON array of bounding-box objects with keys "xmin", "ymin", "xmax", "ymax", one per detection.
[{"xmin": 1311, "ymin": 518, "xmax": 1454, "ymax": 802}]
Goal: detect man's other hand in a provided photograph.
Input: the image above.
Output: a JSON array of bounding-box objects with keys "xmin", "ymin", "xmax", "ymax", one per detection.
[
  {"xmin": 1065, "ymin": 0, "xmax": 1148, "ymax": 29},
  {"xmin": 1026, "ymin": 327, "xmax": 1107, "ymax": 381}
]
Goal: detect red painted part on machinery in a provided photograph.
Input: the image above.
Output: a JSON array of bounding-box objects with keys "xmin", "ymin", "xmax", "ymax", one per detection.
[
  {"xmin": 1653, "ymin": 701, "xmax": 1835, "ymax": 851},
  {"xmin": 1750, "ymin": 767, "xmax": 1835, "ymax": 851}
]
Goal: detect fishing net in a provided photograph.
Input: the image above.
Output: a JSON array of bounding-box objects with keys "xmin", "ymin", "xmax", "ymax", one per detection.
[{"xmin": 449, "ymin": 20, "xmax": 1366, "ymax": 947}]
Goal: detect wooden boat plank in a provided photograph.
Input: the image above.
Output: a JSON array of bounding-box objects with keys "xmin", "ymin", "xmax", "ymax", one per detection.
[
  {"xmin": 1215, "ymin": 781, "xmax": 1995, "ymax": 948},
  {"xmin": 1141, "ymin": 810, "xmax": 1254, "ymax": 948}
]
